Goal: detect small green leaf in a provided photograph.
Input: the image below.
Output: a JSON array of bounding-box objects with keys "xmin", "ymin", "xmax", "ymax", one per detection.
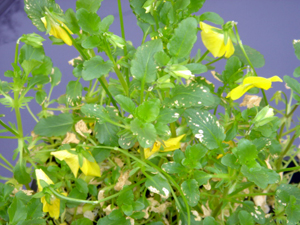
[
  {"xmin": 233, "ymin": 139, "xmax": 257, "ymax": 166},
  {"xmin": 32, "ymin": 56, "xmax": 53, "ymax": 76},
  {"xmin": 202, "ymin": 216, "xmax": 218, "ymax": 225},
  {"xmin": 165, "ymin": 84, "xmax": 215, "ymax": 109},
  {"xmin": 129, "ymin": 0, "xmax": 155, "ymax": 25},
  {"xmin": 187, "ymin": 0, "xmax": 206, "ymax": 14},
  {"xmin": 121, "ymin": 204, "xmax": 133, "ymax": 216},
  {"xmin": 130, "ymin": 118, "xmax": 156, "ymax": 148},
  {"xmin": 185, "ymin": 63, "xmax": 207, "ymax": 75},
  {"xmin": 173, "ymin": 149, "xmax": 185, "ymax": 164},
  {"xmin": 82, "ymin": 35, "xmax": 101, "ymax": 49},
  {"xmin": 294, "ymin": 42, "xmax": 300, "ymax": 60},
  {"xmin": 67, "ymin": 187, "xmax": 87, "ymax": 208},
  {"xmin": 200, "ymin": 12, "xmax": 224, "ymax": 25},
  {"xmin": 276, "ymin": 184, "xmax": 300, "ymax": 205},
  {"xmin": 193, "ymin": 170, "xmax": 212, "ymax": 186},
  {"xmin": 95, "ymin": 122, "xmax": 119, "ymax": 146},
  {"xmin": 66, "ymin": 80, "xmax": 83, "ymax": 106},
  {"xmin": 76, "ymin": 8, "xmax": 101, "ymax": 34},
  {"xmin": 65, "ymin": 8, "xmax": 80, "ymax": 34},
  {"xmin": 293, "ymin": 66, "xmax": 300, "ymax": 77},
  {"xmin": 167, "ymin": 17, "xmax": 198, "ymax": 59},
  {"xmin": 99, "ymin": 15, "xmax": 114, "ymax": 33},
  {"xmin": 238, "ymin": 210, "xmax": 254, "ymax": 225},
  {"xmin": 13, "ymin": 161, "xmax": 31, "ymax": 185},
  {"xmin": 233, "ymin": 45, "xmax": 265, "ymax": 68},
  {"xmin": 145, "ymin": 174, "xmax": 171, "ymax": 198},
  {"xmin": 154, "ymin": 51, "xmax": 170, "ymax": 67},
  {"xmin": 71, "ymin": 218, "xmax": 93, "ymax": 225},
  {"xmin": 184, "ymin": 109, "xmax": 225, "ymax": 150},
  {"xmin": 241, "ymin": 165, "xmax": 280, "ymax": 189},
  {"xmin": 76, "ymin": 0, "xmax": 103, "ymax": 13},
  {"xmin": 35, "ymin": 90, "xmax": 47, "ymax": 105},
  {"xmin": 221, "ymin": 154, "xmax": 239, "ymax": 169},
  {"xmin": 182, "ymin": 144, "xmax": 208, "ymax": 169},
  {"xmin": 24, "ymin": 0, "xmax": 62, "ymax": 32},
  {"xmin": 181, "ymin": 179, "xmax": 200, "ymax": 207},
  {"xmin": 27, "ymin": 75, "xmax": 50, "ymax": 90},
  {"xmin": 34, "ymin": 113, "xmax": 73, "ymax": 137},
  {"xmin": 117, "ymin": 190, "xmax": 134, "ymax": 206},
  {"xmin": 81, "ymin": 104, "xmax": 111, "ymax": 123},
  {"xmin": 19, "ymin": 44, "xmax": 45, "ymax": 64},
  {"xmin": 74, "ymin": 178, "xmax": 89, "ymax": 195},
  {"xmin": 156, "ymin": 108, "xmax": 183, "ymax": 124},
  {"xmin": 284, "ymin": 75, "xmax": 300, "ymax": 95},
  {"xmin": 8, "ymin": 198, "xmax": 27, "ymax": 224},
  {"xmin": 21, "ymin": 59, "xmax": 42, "ymax": 76},
  {"xmin": 174, "ymin": 0, "xmax": 190, "ymax": 11},
  {"xmin": 19, "ymin": 33, "xmax": 45, "ymax": 48},
  {"xmin": 136, "ymin": 99, "xmax": 160, "ymax": 123},
  {"xmin": 286, "ymin": 196, "xmax": 300, "ymax": 224},
  {"xmin": 223, "ymin": 56, "xmax": 243, "ymax": 83},
  {"xmin": 131, "ymin": 39, "xmax": 163, "ymax": 83},
  {"xmin": 118, "ymin": 130, "xmax": 137, "ymax": 149},
  {"xmin": 115, "ymin": 95, "xmax": 136, "ymax": 115},
  {"xmin": 92, "ymin": 148, "xmax": 111, "ymax": 163},
  {"xmin": 50, "ymin": 67, "xmax": 62, "ymax": 87},
  {"xmin": 82, "ymin": 56, "xmax": 113, "ymax": 81},
  {"xmin": 161, "ymin": 162, "xmax": 188, "ymax": 175}
]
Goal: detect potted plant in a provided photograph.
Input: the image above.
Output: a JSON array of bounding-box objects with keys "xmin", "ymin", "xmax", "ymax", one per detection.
[{"xmin": 1, "ymin": 0, "xmax": 300, "ymax": 224}]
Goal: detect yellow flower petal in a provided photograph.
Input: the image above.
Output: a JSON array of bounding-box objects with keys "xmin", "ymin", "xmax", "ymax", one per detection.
[
  {"xmin": 41, "ymin": 16, "xmax": 73, "ymax": 46},
  {"xmin": 200, "ymin": 22, "xmax": 234, "ymax": 58},
  {"xmin": 35, "ymin": 169, "xmax": 54, "ymax": 192},
  {"xmin": 80, "ymin": 158, "xmax": 101, "ymax": 177},
  {"xmin": 144, "ymin": 142, "xmax": 161, "ymax": 159},
  {"xmin": 51, "ymin": 150, "xmax": 80, "ymax": 177},
  {"xmin": 162, "ymin": 134, "xmax": 186, "ymax": 152},
  {"xmin": 227, "ymin": 76, "xmax": 283, "ymax": 100},
  {"xmin": 41, "ymin": 195, "xmax": 60, "ymax": 219}
]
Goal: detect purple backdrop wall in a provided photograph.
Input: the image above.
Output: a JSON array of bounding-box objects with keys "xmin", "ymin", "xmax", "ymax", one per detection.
[{"xmin": 1, "ymin": 0, "xmax": 299, "ymax": 181}]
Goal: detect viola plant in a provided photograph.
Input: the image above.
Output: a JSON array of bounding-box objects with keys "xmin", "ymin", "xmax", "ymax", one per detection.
[{"xmin": 1, "ymin": 0, "xmax": 300, "ymax": 224}]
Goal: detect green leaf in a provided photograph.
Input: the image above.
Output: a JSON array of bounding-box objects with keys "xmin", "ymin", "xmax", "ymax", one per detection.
[
  {"xmin": 154, "ymin": 51, "xmax": 170, "ymax": 67},
  {"xmin": 221, "ymin": 154, "xmax": 239, "ymax": 169},
  {"xmin": 181, "ymin": 179, "xmax": 200, "ymax": 207},
  {"xmin": 24, "ymin": 0, "xmax": 62, "ymax": 32},
  {"xmin": 202, "ymin": 216, "xmax": 218, "ymax": 225},
  {"xmin": 182, "ymin": 144, "xmax": 208, "ymax": 169},
  {"xmin": 117, "ymin": 190, "xmax": 134, "ymax": 206},
  {"xmin": 131, "ymin": 211, "xmax": 146, "ymax": 220},
  {"xmin": 173, "ymin": 149, "xmax": 185, "ymax": 164},
  {"xmin": 156, "ymin": 108, "xmax": 183, "ymax": 124},
  {"xmin": 241, "ymin": 165, "xmax": 280, "ymax": 189},
  {"xmin": 35, "ymin": 90, "xmax": 47, "ymax": 105},
  {"xmin": 223, "ymin": 56, "xmax": 243, "ymax": 83},
  {"xmin": 161, "ymin": 162, "xmax": 188, "ymax": 175},
  {"xmin": 284, "ymin": 75, "xmax": 300, "ymax": 95},
  {"xmin": 67, "ymin": 187, "xmax": 88, "ymax": 208},
  {"xmin": 293, "ymin": 66, "xmax": 300, "ymax": 77},
  {"xmin": 19, "ymin": 44, "xmax": 45, "ymax": 64},
  {"xmin": 193, "ymin": 171, "xmax": 212, "ymax": 186},
  {"xmin": 34, "ymin": 113, "xmax": 74, "ymax": 137},
  {"xmin": 145, "ymin": 174, "xmax": 171, "ymax": 198},
  {"xmin": 167, "ymin": 17, "xmax": 198, "ymax": 58},
  {"xmin": 76, "ymin": 0, "xmax": 103, "ymax": 13},
  {"xmin": 121, "ymin": 204, "xmax": 133, "ymax": 216},
  {"xmin": 187, "ymin": 0, "xmax": 206, "ymax": 14},
  {"xmin": 164, "ymin": 84, "xmax": 215, "ymax": 109},
  {"xmin": 98, "ymin": 213, "xmax": 131, "ymax": 225},
  {"xmin": 184, "ymin": 109, "xmax": 225, "ymax": 150},
  {"xmin": 174, "ymin": 0, "xmax": 190, "ymax": 11},
  {"xmin": 19, "ymin": 33, "xmax": 45, "ymax": 48},
  {"xmin": 13, "ymin": 161, "xmax": 31, "ymax": 185},
  {"xmin": 50, "ymin": 67, "xmax": 62, "ymax": 87},
  {"xmin": 71, "ymin": 218, "xmax": 93, "ymax": 225},
  {"xmin": 238, "ymin": 210, "xmax": 254, "ymax": 225},
  {"xmin": 154, "ymin": 122, "xmax": 170, "ymax": 139},
  {"xmin": 82, "ymin": 55, "xmax": 113, "ymax": 81},
  {"xmin": 224, "ymin": 121, "xmax": 238, "ymax": 141},
  {"xmin": 21, "ymin": 59, "xmax": 42, "ymax": 76},
  {"xmin": 294, "ymin": 42, "xmax": 300, "ymax": 60},
  {"xmin": 66, "ymin": 80, "xmax": 83, "ymax": 106},
  {"xmin": 136, "ymin": 99, "xmax": 160, "ymax": 123},
  {"xmin": 26, "ymin": 198, "xmax": 44, "ymax": 220},
  {"xmin": 118, "ymin": 130, "xmax": 137, "ymax": 149},
  {"xmin": 130, "ymin": 118, "xmax": 156, "ymax": 148},
  {"xmin": 286, "ymin": 196, "xmax": 300, "ymax": 225},
  {"xmin": 92, "ymin": 148, "xmax": 111, "ymax": 163},
  {"xmin": 65, "ymin": 8, "xmax": 80, "ymax": 34},
  {"xmin": 276, "ymin": 184, "xmax": 300, "ymax": 205},
  {"xmin": 199, "ymin": 12, "xmax": 224, "ymax": 25},
  {"xmin": 27, "ymin": 75, "xmax": 49, "ymax": 90},
  {"xmin": 8, "ymin": 198, "xmax": 27, "ymax": 224},
  {"xmin": 129, "ymin": 0, "xmax": 155, "ymax": 25},
  {"xmin": 75, "ymin": 178, "xmax": 89, "ymax": 195},
  {"xmin": 131, "ymin": 39, "xmax": 163, "ymax": 83},
  {"xmin": 82, "ymin": 35, "xmax": 101, "ymax": 49},
  {"xmin": 32, "ymin": 56, "xmax": 53, "ymax": 76},
  {"xmin": 76, "ymin": 8, "xmax": 101, "ymax": 34},
  {"xmin": 115, "ymin": 95, "xmax": 136, "ymax": 115},
  {"xmin": 95, "ymin": 122, "xmax": 119, "ymax": 146},
  {"xmin": 233, "ymin": 45, "xmax": 265, "ymax": 68},
  {"xmin": 233, "ymin": 139, "xmax": 257, "ymax": 166},
  {"xmin": 185, "ymin": 63, "xmax": 207, "ymax": 75},
  {"xmin": 99, "ymin": 15, "xmax": 114, "ymax": 33}
]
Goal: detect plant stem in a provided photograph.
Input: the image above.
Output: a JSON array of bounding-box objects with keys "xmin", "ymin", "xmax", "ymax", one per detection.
[
  {"xmin": 0, "ymin": 163, "xmax": 13, "ymax": 172},
  {"xmin": 0, "ymin": 136, "xmax": 18, "ymax": 139},
  {"xmin": 281, "ymin": 126, "xmax": 298, "ymax": 137},
  {"xmin": 205, "ymin": 56, "xmax": 223, "ymax": 66},
  {"xmin": 0, "ymin": 119, "xmax": 18, "ymax": 136},
  {"xmin": 49, "ymin": 179, "xmax": 145, "ymax": 204},
  {"xmin": 277, "ymin": 165, "xmax": 300, "ymax": 173},
  {"xmin": 25, "ymin": 104, "xmax": 38, "ymax": 122},
  {"xmin": 0, "ymin": 154, "xmax": 13, "ymax": 168},
  {"xmin": 276, "ymin": 132, "xmax": 297, "ymax": 170},
  {"xmin": 98, "ymin": 78, "xmax": 120, "ymax": 115},
  {"xmin": 197, "ymin": 50, "xmax": 209, "ymax": 63}
]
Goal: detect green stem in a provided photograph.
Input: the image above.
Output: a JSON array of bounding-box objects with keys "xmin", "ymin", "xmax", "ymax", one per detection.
[
  {"xmin": 0, "ymin": 119, "xmax": 18, "ymax": 136},
  {"xmin": 197, "ymin": 50, "xmax": 209, "ymax": 63},
  {"xmin": 276, "ymin": 133, "xmax": 297, "ymax": 170},
  {"xmin": 281, "ymin": 126, "xmax": 298, "ymax": 137},
  {"xmin": 98, "ymin": 78, "xmax": 120, "ymax": 115},
  {"xmin": 261, "ymin": 89, "xmax": 268, "ymax": 106},
  {"xmin": 0, "ymin": 154, "xmax": 13, "ymax": 168},
  {"xmin": 0, "ymin": 163, "xmax": 13, "ymax": 172},
  {"xmin": 25, "ymin": 104, "xmax": 38, "ymax": 123},
  {"xmin": 205, "ymin": 56, "xmax": 223, "ymax": 66},
  {"xmin": 277, "ymin": 165, "xmax": 300, "ymax": 173},
  {"xmin": 0, "ymin": 136, "xmax": 18, "ymax": 139},
  {"xmin": 49, "ymin": 179, "xmax": 145, "ymax": 204},
  {"xmin": 233, "ymin": 192, "xmax": 275, "ymax": 198},
  {"xmin": 287, "ymin": 105, "xmax": 298, "ymax": 118}
]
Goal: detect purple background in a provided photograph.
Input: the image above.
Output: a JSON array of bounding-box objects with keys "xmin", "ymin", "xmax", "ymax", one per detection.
[{"xmin": 1, "ymin": 0, "xmax": 299, "ymax": 181}]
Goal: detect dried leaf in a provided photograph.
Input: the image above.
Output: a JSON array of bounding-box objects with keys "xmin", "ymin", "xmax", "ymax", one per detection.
[
  {"xmin": 240, "ymin": 95, "xmax": 262, "ymax": 108},
  {"xmin": 75, "ymin": 120, "xmax": 92, "ymax": 137},
  {"xmin": 62, "ymin": 132, "xmax": 80, "ymax": 144},
  {"xmin": 114, "ymin": 170, "xmax": 131, "ymax": 191}
]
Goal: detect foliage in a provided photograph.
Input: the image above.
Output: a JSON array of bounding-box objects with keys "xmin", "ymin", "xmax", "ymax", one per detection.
[{"xmin": 1, "ymin": 0, "xmax": 300, "ymax": 224}]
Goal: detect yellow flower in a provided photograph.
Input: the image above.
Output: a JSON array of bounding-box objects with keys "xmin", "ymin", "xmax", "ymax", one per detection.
[
  {"xmin": 35, "ymin": 169, "xmax": 60, "ymax": 219},
  {"xmin": 144, "ymin": 134, "xmax": 185, "ymax": 159},
  {"xmin": 41, "ymin": 17, "xmax": 73, "ymax": 46},
  {"xmin": 200, "ymin": 22, "xmax": 234, "ymax": 58},
  {"xmin": 51, "ymin": 149, "xmax": 101, "ymax": 177},
  {"xmin": 226, "ymin": 76, "xmax": 283, "ymax": 100}
]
